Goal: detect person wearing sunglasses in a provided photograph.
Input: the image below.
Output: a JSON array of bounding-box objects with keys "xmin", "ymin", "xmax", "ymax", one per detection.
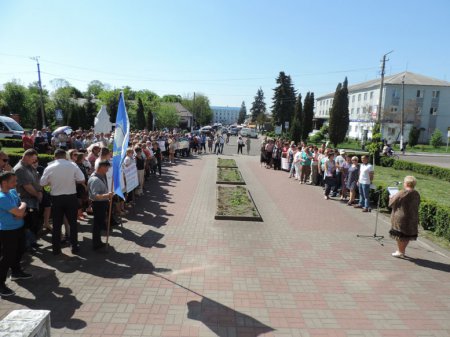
[{"xmin": 0, "ymin": 151, "xmax": 12, "ymax": 173}]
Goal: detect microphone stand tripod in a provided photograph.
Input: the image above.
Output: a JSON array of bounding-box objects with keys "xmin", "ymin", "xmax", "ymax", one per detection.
[{"xmin": 357, "ymin": 188, "xmax": 385, "ymax": 246}]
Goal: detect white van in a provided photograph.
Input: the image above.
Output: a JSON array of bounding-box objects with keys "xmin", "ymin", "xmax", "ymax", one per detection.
[
  {"xmin": 240, "ymin": 127, "xmax": 258, "ymax": 138},
  {"xmin": 0, "ymin": 116, "xmax": 24, "ymax": 139}
]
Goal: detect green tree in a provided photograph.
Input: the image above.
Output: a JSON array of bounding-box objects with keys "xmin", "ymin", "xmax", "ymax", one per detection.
[
  {"xmin": 290, "ymin": 94, "xmax": 303, "ymax": 143},
  {"xmin": 155, "ymin": 104, "xmax": 180, "ymax": 129},
  {"xmin": 408, "ymin": 126, "xmax": 421, "ymax": 147},
  {"xmin": 182, "ymin": 93, "xmax": 212, "ymax": 126},
  {"xmin": 366, "ymin": 123, "xmax": 382, "ymax": 164},
  {"xmin": 86, "ymin": 80, "xmax": 106, "ymax": 98},
  {"xmin": 271, "ymin": 71, "xmax": 296, "ymax": 132},
  {"xmin": 84, "ymin": 95, "xmax": 97, "ymax": 128},
  {"xmin": 136, "ymin": 97, "xmax": 146, "ymax": 128},
  {"xmin": 250, "ymin": 88, "xmax": 266, "ymax": 122},
  {"xmin": 161, "ymin": 94, "xmax": 182, "ymax": 102},
  {"xmin": 2, "ymin": 81, "xmax": 28, "ymax": 119},
  {"xmin": 98, "ymin": 89, "xmax": 121, "ymax": 123},
  {"xmin": 256, "ymin": 112, "xmax": 267, "ymax": 129},
  {"xmin": 430, "ymin": 129, "xmax": 443, "ymax": 148},
  {"xmin": 328, "ymin": 77, "xmax": 349, "ymax": 147},
  {"xmin": 52, "ymin": 86, "xmax": 80, "ymax": 126},
  {"xmin": 238, "ymin": 101, "xmax": 247, "ymax": 124},
  {"xmin": 146, "ymin": 107, "xmax": 154, "ymax": 131},
  {"xmin": 302, "ymin": 92, "xmax": 315, "ymax": 141},
  {"xmin": 27, "ymin": 82, "xmax": 49, "ymax": 129}
]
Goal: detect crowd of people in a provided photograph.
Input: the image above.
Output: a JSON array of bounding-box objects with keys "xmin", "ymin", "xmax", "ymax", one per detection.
[
  {"xmin": 260, "ymin": 137, "xmax": 421, "ymax": 258},
  {"xmin": 0, "ymin": 126, "xmax": 211, "ymax": 297}
]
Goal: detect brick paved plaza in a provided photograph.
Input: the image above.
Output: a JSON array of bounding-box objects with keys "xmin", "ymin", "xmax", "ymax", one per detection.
[{"xmin": 1, "ymin": 150, "xmax": 450, "ymax": 337}]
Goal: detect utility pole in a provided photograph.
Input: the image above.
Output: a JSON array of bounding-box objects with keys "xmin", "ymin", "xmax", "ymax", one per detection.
[
  {"xmin": 31, "ymin": 56, "xmax": 47, "ymax": 128},
  {"xmin": 192, "ymin": 92, "xmax": 196, "ymax": 130},
  {"xmin": 400, "ymin": 75, "xmax": 405, "ymax": 154},
  {"xmin": 376, "ymin": 51, "xmax": 393, "ymax": 127}
]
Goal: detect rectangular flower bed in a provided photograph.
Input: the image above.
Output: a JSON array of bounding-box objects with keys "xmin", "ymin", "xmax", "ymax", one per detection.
[
  {"xmin": 215, "ymin": 186, "xmax": 262, "ymax": 221},
  {"xmin": 217, "ymin": 168, "xmax": 245, "ymax": 185},
  {"xmin": 217, "ymin": 158, "xmax": 238, "ymax": 168}
]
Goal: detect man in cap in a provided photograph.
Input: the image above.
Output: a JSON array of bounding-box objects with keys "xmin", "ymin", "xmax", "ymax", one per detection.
[{"xmin": 87, "ymin": 160, "xmax": 113, "ymax": 250}]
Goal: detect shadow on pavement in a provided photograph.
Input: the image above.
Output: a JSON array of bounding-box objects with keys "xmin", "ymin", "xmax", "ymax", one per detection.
[
  {"xmin": 111, "ymin": 226, "xmax": 165, "ymax": 248},
  {"xmin": 4, "ymin": 264, "xmax": 86, "ymax": 330},
  {"xmin": 153, "ymin": 272, "xmax": 275, "ymax": 337},
  {"xmin": 407, "ymin": 257, "xmax": 450, "ymax": 273},
  {"xmin": 187, "ymin": 298, "xmax": 275, "ymax": 337}
]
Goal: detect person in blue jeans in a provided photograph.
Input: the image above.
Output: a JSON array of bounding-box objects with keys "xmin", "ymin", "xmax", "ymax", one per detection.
[{"xmin": 354, "ymin": 155, "xmax": 374, "ymax": 212}]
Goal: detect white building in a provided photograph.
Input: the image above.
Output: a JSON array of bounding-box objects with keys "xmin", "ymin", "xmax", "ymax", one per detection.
[
  {"xmin": 211, "ymin": 106, "xmax": 240, "ymax": 125},
  {"xmin": 315, "ymin": 71, "xmax": 450, "ymax": 144}
]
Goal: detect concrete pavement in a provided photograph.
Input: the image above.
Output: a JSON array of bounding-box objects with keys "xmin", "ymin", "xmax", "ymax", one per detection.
[{"xmin": 0, "ymin": 153, "xmax": 449, "ymax": 337}]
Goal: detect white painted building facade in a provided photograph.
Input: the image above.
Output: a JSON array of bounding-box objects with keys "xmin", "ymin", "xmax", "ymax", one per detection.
[
  {"xmin": 315, "ymin": 72, "xmax": 450, "ymax": 144},
  {"xmin": 211, "ymin": 106, "xmax": 240, "ymax": 125}
]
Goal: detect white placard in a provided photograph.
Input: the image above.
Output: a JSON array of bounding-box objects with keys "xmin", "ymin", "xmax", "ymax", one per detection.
[
  {"xmin": 123, "ymin": 164, "xmax": 139, "ymax": 193},
  {"xmin": 158, "ymin": 140, "xmax": 166, "ymax": 152},
  {"xmin": 387, "ymin": 187, "xmax": 399, "ymax": 197}
]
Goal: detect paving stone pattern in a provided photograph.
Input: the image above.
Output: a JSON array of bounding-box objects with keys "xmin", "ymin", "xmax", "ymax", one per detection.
[{"xmin": 0, "ymin": 153, "xmax": 449, "ymax": 337}]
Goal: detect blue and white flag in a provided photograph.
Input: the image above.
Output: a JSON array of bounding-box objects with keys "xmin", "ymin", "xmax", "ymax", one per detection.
[{"xmin": 112, "ymin": 92, "xmax": 129, "ymax": 199}]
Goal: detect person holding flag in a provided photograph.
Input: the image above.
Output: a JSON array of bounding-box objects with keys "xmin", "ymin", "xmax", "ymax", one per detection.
[{"xmin": 104, "ymin": 92, "xmax": 130, "ymax": 244}]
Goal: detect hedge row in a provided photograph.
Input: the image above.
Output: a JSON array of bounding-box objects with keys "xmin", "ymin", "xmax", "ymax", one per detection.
[
  {"xmin": 369, "ymin": 181, "xmax": 450, "ymax": 242},
  {"xmin": 4, "ymin": 151, "xmax": 54, "ymax": 168},
  {"xmin": 0, "ymin": 138, "xmax": 23, "ymax": 148},
  {"xmin": 380, "ymin": 157, "xmax": 450, "ymax": 182}
]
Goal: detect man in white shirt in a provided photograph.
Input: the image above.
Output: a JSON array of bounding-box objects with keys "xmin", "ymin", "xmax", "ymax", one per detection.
[
  {"xmin": 355, "ymin": 155, "xmax": 374, "ymax": 212},
  {"xmin": 40, "ymin": 149, "xmax": 86, "ymax": 255}
]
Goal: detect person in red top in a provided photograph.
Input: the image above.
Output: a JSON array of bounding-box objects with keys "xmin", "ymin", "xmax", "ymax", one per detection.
[{"xmin": 22, "ymin": 131, "xmax": 34, "ymax": 150}]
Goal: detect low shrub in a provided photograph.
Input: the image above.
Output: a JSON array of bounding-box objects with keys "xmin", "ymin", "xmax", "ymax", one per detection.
[
  {"xmin": 369, "ymin": 185, "xmax": 450, "ymax": 242},
  {"xmin": 0, "ymin": 138, "xmax": 23, "ymax": 148},
  {"xmin": 6, "ymin": 152, "xmax": 54, "ymax": 168},
  {"xmin": 434, "ymin": 206, "xmax": 450, "ymax": 241},
  {"xmin": 418, "ymin": 201, "xmax": 438, "ymax": 231},
  {"xmin": 392, "ymin": 160, "xmax": 450, "ymax": 182},
  {"xmin": 380, "ymin": 156, "xmax": 395, "ymax": 167}
]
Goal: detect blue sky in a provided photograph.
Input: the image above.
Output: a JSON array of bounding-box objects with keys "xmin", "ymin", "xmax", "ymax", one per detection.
[{"xmin": 1, "ymin": 0, "xmax": 450, "ymax": 108}]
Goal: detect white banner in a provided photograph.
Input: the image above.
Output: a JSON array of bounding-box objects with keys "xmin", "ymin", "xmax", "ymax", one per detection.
[
  {"xmin": 123, "ymin": 164, "xmax": 139, "ymax": 193},
  {"xmin": 158, "ymin": 140, "xmax": 166, "ymax": 152},
  {"xmin": 275, "ymin": 125, "xmax": 282, "ymax": 135}
]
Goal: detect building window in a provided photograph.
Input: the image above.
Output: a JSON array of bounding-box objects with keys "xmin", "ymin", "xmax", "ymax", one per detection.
[
  {"xmin": 370, "ymin": 91, "xmax": 374, "ymax": 99},
  {"xmin": 364, "ymin": 93, "xmax": 367, "ymax": 100},
  {"xmin": 351, "ymin": 108, "xmax": 354, "ymax": 115},
  {"xmin": 416, "ymin": 107, "xmax": 422, "ymax": 114},
  {"xmin": 357, "ymin": 108, "xmax": 360, "ymax": 114},
  {"xmin": 430, "ymin": 107, "xmax": 438, "ymax": 115},
  {"xmin": 390, "ymin": 106, "xmax": 398, "ymax": 113},
  {"xmin": 416, "ymin": 90, "xmax": 423, "ymax": 98},
  {"xmin": 352, "ymin": 95, "xmax": 355, "ymax": 102},
  {"xmin": 392, "ymin": 89, "xmax": 399, "ymax": 98},
  {"xmin": 358, "ymin": 94, "xmax": 361, "ymax": 101},
  {"xmin": 432, "ymin": 90, "xmax": 440, "ymax": 98}
]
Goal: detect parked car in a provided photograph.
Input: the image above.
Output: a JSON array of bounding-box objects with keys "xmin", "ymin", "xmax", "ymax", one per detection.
[
  {"xmin": 240, "ymin": 127, "xmax": 258, "ymax": 138},
  {"xmin": 229, "ymin": 127, "xmax": 238, "ymax": 136},
  {"xmin": 0, "ymin": 116, "xmax": 24, "ymax": 139}
]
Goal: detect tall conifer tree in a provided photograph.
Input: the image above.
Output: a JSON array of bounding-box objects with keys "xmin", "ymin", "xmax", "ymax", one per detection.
[
  {"xmin": 238, "ymin": 101, "xmax": 247, "ymax": 124},
  {"xmin": 290, "ymin": 93, "xmax": 303, "ymax": 143},
  {"xmin": 302, "ymin": 92, "xmax": 315, "ymax": 141},
  {"xmin": 272, "ymin": 71, "xmax": 296, "ymax": 132},
  {"xmin": 250, "ymin": 88, "xmax": 266, "ymax": 122},
  {"xmin": 329, "ymin": 77, "xmax": 349, "ymax": 147}
]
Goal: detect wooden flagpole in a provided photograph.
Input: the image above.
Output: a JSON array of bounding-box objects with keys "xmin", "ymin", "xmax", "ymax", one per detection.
[{"xmin": 106, "ymin": 178, "xmax": 114, "ymax": 246}]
